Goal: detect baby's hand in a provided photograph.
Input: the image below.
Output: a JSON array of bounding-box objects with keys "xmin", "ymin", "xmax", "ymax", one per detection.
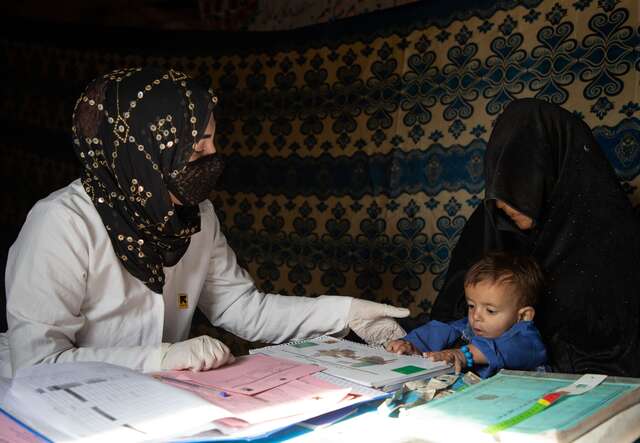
[
  {"xmin": 385, "ymin": 339, "xmax": 418, "ymax": 355},
  {"xmin": 424, "ymin": 348, "xmax": 467, "ymax": 374}
]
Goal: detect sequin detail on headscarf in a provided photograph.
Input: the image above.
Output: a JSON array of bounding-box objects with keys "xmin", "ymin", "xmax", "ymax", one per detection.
[{"xmin": 72, "ymin": 67, "xmax": 218, "ymax": 293}]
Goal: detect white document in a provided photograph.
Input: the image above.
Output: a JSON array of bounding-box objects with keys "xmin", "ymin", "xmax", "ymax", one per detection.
[
  {"xmin": 251, "ymin": 336, "xmax": 452, "ymax": 391},
  {"xmin": 0, "ymin": 375, "xmax": 10, "ymax": 402},
  {"xmin": 1, "ymin": 362, "xmax": 230, "ymax": 442}
]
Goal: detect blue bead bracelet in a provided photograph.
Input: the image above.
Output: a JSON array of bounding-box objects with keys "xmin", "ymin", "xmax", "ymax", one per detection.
[{"xmin": 460, "ymin": 345, "xmax": 474, "ymax": 368}]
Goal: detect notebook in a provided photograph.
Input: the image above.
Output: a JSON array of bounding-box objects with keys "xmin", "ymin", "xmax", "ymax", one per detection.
[
  {"xmin": 1, "ymin": 358, "xmax": 390, "ymax": 443},
  {"xmin": 0, "ymin": 361, "xmax": 227, "ymax": 442},
  {"xmin": 399, "ymin": 369, "xmax": 640, "ymax": 442},
  {"xmin": 250, "ymin": 336, "xmax": 452, "ymax": 392}
]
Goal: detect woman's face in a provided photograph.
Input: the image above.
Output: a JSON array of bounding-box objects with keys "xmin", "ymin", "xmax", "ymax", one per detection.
[
  {"xmin": 496, "ymin": 200, "xmax": 534, "ymax": 230},
  {"xmin": 169, "ymin": 115, "xmax": 216, "ymax": 205},
  {"xmin": 189, "ymin": 115, "xmax": 216, "ymax": 161}
]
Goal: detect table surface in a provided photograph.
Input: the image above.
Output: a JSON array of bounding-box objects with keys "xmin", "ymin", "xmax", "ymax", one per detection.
[{"xmin": 227, "ymin": 400, "xmax": 640, "ymax": 443}]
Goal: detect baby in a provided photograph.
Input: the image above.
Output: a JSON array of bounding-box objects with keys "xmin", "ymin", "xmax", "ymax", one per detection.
[{"xmin": 387, "ymin": 252, "xmax": 547, "ymax": 378}]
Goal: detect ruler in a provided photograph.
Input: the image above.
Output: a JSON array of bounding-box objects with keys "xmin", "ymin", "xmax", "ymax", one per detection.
[{"xmin": 484, "ymin": 373, "xmax": 607, "ymax": 434}]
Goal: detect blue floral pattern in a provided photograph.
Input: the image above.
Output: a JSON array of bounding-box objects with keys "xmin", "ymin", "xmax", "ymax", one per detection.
[{"xmin": 4, "ymin": 0, "xmax": 639, "ymax": 318}]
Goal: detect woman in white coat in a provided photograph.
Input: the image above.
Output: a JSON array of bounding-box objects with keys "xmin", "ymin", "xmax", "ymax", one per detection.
[{"xmin": 1, "ymin": 67, "xmax": 408, "ymax": 377}]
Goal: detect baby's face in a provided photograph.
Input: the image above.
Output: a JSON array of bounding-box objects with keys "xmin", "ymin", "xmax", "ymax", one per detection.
[{"xmin": 465, "ymin": 281, "xmax": 523, "ymax": 338}]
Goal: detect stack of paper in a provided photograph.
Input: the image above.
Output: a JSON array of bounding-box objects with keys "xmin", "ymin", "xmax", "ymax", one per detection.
[
  {"xmin": 155, "ymin": 354, "xmax": 348, "ymax": 427},
  {"xmin": 251, "ymin": 336, "xmax": 452, "ymax": 391},
  {"xmin": 0, "ymin": 362, "xmax": 228, "ymax": 442},
  {"xmin": 171, "ymin": 372, "xmax": 389, "ymax": 442},
  {"xmin": 154, "ymin": 354, "xmax": 389, "ymax": 439},
  {"xmin": 0, "ymin": 356, "xmax": 388, "ymax": 442}
]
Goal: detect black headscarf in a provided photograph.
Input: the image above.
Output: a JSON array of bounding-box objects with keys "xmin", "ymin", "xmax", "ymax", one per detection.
[
  {"xmin": 432, "ymin": 98, "xmax": 640, "ymax": 376},
  {"xmin": 72, "ymin": 67, "xmax": 217, "ymax": 293}
]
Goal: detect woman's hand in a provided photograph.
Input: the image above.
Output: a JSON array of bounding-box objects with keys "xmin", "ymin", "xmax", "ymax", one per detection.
[
  {"xmin": 347, "ymin": 299, "xmax": 410, "ymax": 345},
  {"xmin": 160, "ymin": 336, "xmax": 235, "ymax": 371}
]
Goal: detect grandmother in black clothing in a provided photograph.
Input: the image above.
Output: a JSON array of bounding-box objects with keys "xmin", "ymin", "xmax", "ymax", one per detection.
[{"xmin": 431, "ymin": 98, "xmax": 640, "ymax": 377}]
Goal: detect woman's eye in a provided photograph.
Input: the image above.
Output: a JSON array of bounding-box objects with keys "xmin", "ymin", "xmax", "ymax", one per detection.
[{"xmin": 487, "ymin": 309, "xmax": 496, "ymax": 314}]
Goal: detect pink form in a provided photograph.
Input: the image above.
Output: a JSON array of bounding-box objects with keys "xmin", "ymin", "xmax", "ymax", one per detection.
[
  {"xmin": 155, "ymin": 354, "xmax": 351, "ymax": 426},
  {"xmin": 0, "ymin": 410, "xmax": 45, "ymax": 442},
  {"xmin": 158, "ymin": 354, "xmax": 323, "ymax": 394}
]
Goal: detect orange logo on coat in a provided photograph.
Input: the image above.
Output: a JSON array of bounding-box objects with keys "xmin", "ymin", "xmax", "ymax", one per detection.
[{"xmin": 178, "ymin": 293, "xmax": 189, "ymax": 309}]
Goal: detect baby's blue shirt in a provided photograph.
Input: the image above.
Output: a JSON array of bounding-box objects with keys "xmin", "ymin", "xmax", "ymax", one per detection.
[{"xmin": 403, "ymin": 318, "xmax": 547, "ymax": 378}]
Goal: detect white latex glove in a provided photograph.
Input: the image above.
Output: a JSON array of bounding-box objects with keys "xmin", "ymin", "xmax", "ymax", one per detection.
[
  {"xmin": 347, "ymin": 299, "xmax": 410, "ymax": 346},
  {"xmin": 160, "ymin": 335, "xmax": 235, "ymax": 371}
]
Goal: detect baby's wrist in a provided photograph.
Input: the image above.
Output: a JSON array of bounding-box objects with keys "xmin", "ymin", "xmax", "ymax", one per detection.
[{"xmin": 460, "ymin": 345, "xmax": 474, "ymax": 368}]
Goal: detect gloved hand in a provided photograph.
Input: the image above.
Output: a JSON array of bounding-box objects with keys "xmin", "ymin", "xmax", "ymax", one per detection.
[
  {"xmin": 160, "ymin": 335, "xmax": 235, "ymax": 371},
  {"xmin": 347, "ymin": 299, "xmax": 410, "ymax": 346}
]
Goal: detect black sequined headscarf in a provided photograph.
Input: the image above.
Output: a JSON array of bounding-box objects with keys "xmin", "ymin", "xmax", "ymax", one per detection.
[{"xmin": 72, "ymin": 67, "xmax": 217, "ymax": 293}]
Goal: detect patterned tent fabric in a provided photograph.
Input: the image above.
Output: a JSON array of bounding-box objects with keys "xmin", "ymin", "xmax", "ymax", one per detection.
[
  {"xmin": 198, "ymin": 0, "xmax": 420, "ymax": 31},
  {"xmin": 1, "ymin": 0, "xmax": 639, "ymax": 345}
]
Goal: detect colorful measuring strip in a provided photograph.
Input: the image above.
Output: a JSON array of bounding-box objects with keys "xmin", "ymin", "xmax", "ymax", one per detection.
[
  {"xmin": 483, "ymin": 391, "xmax": 566, "ymax": 434},
  {"xmin": 483, "ymin": 373, "xmax": 606, "ymax": 435}
]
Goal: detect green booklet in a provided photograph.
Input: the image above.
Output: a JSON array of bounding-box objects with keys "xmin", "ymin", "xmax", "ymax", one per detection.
[{"xmin": 400, "ymin": 370, "xmax": 640, "ymax": 442}]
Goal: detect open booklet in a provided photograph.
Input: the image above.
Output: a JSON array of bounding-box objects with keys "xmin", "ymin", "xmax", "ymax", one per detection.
[
  {"xmin": 0, "ymin": 356, "xmax": 389, "ymax": 442},
  {"xmin": 399, "ymin": 369, "xmax": 640, "ymax": 443},
  {"xmin": 0, "ymin": 362, "xmax": 228, "ymax": 442},
  {"xmin": 250, "ymin": 336, "xmax": 452, "ymax": 392}
]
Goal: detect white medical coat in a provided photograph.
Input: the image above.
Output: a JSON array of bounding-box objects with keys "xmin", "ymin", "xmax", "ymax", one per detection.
[{"xmin": 1, "ymin": 180, "xmax": 351, "ymax": 377}]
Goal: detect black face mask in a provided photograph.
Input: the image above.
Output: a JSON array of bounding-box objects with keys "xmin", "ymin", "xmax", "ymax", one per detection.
[{"xmin": 169, "ymin": 153, "xmax": 224, "ymax": 206}]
